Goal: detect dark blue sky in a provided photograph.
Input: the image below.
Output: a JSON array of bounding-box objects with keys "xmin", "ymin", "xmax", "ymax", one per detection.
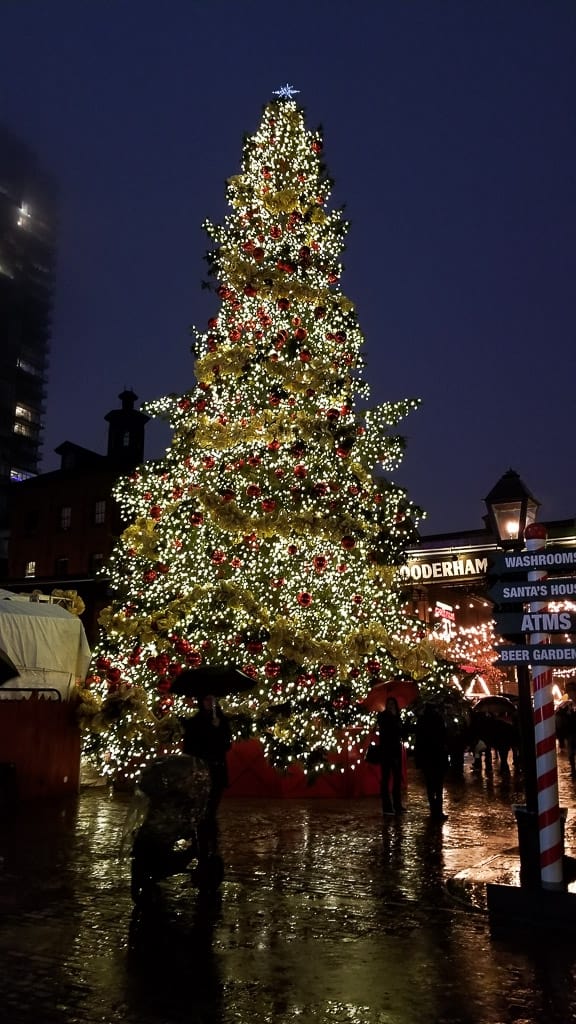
[{"xmin": 2, "ymin": 1, "xmax": 575, "ymax": 532}]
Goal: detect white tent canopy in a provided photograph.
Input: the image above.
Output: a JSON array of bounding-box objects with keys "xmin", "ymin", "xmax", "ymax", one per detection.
[{"xmin": 0, "ymin": 589, "xmax": 91, "ymax": 700}]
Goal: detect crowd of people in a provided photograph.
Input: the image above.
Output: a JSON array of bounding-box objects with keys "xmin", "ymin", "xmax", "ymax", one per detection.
[
  {"xmin": 370, "ymin": 689, "xmax": 576, "ymax": 825},
  {"xmin": 171, "ymin": 683, "xmax": 576, "ymax": 838}
]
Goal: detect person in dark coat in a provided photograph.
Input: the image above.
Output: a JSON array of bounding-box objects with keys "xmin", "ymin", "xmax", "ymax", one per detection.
[
  {"xmin": 377, "ymin": 696, "xmax": 405, "ymax": 816},
  {"xmin": 414, "ymin": 703, "xmax": 449, "ymax": 821},
  {"xmin": 180, "ymin": 694, "xmax": 232, "ymax": 847}
]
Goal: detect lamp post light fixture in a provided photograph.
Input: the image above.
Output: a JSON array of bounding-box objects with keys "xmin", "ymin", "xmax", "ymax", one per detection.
[
  {"xmin": 484, "ymin": 468, "xmax": 541, "ymax": 887},
  {"xmin": 484, "ymin": 468, "xmax": 540, "ymax": 552}
]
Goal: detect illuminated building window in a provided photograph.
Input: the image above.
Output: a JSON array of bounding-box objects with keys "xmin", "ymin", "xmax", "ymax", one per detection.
[
  {"xmin": 15, "ymin": 404, "xmax": 34, "ymax": 422},
  {"xmin": 13, "ymin": 404, "xmax": 37, "ymax": 437},
  {"xmin": 25, "ymin": 560, "xmax": 36, "ymax": 578},
  {"xmin": 10, "ymin": 468, "xmax": 35, "ymax": 482},
  {"xmin": 14, "ymin": 422, "xmax": 33, "ymax": 436},
  {"xmin": 94, "ymin": 500, "xmax": 106, "ymax": 525},
  {"xmin": 60, "ymin": 506, "xmax": 72, "ymax": 531}
]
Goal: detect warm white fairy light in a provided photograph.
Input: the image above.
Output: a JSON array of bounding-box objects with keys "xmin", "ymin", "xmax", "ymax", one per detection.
[{"xmin": 79, "ymin": 95, "xmax": 450, "ymax": 782}]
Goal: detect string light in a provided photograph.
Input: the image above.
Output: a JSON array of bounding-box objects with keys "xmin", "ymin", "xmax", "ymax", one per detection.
[{"xmin": 80, "ymin": 96, "xmax": 456, "ymax": 782}]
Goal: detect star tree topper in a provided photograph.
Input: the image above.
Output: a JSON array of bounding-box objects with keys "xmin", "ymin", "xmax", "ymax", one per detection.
[{"xmin": 273, "ymin": 83, "xmax": 300, "ymax": 99}]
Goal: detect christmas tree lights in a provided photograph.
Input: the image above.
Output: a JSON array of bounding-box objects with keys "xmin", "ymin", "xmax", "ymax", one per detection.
[{"xmin": 81, "ymin": 92, "xmax": 449, "ymax": 781}]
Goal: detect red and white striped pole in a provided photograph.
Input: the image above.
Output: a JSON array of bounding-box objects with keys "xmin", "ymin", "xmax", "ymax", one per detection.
[{"xmin": 524, "ymin": 522, "xmax": 564, "ymax": 890}]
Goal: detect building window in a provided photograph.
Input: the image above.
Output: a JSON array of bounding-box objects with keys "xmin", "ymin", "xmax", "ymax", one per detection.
[
  {"xmin": 90, "ymin": 552, "xmax": 105, "ymax": 573},
  {"xmin": 54, "ymin": 557, "xmax": 69, "ymax": 577},
  {"xmin": 123, "ymin": 431, "xmax": 131, "ymax": 447},
  {"xmin": 60, "ymin": 506, "xmax": 72, "ymax": 530},
  {"xmin": 13, "ymin": 421, "xmax": 33, "ymax": 437},
  {"xmin": 25, "ymin": 560, "xmax": 36, "ymax": 578},
  {"xmin": 14, "ymin": 403, "xmax": 35, "ymax": 422},
  {"xmin": 94, "ymin": 499, "xmax": 106, "ymax": 525},
  {"xmin": 10, "ymin": 468, "xmax": 36, "ymax": 482},
  {"xmin": 13, "ymin": 403, "xmax": 38, "ymax": 437}
]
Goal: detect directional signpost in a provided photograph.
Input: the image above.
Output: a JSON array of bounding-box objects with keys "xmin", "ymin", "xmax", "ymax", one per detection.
[
  {"xmin": 485, "ymin": 528, "xmax": 576, "ymax": 929},
  {"xmin": 490, "ymin": 528, "xmax": 576, "ymax": 900},
  {"xmin": 491, "ymin": 548, "xmax": 576, "ymax": 669}
]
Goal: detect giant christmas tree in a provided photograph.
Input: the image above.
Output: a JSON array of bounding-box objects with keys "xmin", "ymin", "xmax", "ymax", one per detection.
[{"xmin": 82, "ymin": 88, "xmax": 444, "ymax": 781}]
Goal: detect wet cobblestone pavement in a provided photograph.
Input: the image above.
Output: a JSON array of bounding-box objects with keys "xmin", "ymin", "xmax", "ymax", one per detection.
[{"xmin": 1, "ymin": 752, "xmax": 576, "ymax": 1024}]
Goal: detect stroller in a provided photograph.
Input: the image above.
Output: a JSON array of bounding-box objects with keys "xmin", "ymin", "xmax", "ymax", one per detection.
[{"xmin": 127, "ymin": 753, "xmax": 224, "ymax": 903}]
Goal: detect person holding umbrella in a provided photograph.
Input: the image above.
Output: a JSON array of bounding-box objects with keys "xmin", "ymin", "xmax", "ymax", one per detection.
[
  {"xmin": 179, "ymin": 694, "xmax": 232, "ymax": 840},
  {"xmin": 171, "ymin": 666, "xmax": 254, "ymax": 845},
  {"xmin": 364, "ymin": 679, "xmax": 417, "ymax": 818}
]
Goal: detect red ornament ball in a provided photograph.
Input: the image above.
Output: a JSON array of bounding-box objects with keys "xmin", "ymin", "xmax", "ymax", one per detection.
[
  {"xmin": 341, "ymin": 536, "xmax": 356, "ymax": 550},
  {"xmin": 297, "ymin": 591, "xmax": 313, "ymax": 607},
  {"xmin": 320, "ymin": 664, "xmax": 336, "ymax": 679}
]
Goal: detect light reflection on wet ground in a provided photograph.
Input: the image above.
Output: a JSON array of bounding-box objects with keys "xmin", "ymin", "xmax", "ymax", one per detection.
[{"xmin": 0, "ymin": 752, "xmax": 576, "ymax": 1023}]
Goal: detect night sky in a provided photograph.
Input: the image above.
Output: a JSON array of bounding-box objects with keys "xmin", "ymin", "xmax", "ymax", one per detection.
[{"xmin": 2, "ymin": 1, "xmax": 575, "ymax": 533}]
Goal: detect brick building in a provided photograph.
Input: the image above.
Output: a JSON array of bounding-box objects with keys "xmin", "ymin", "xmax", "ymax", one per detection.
[{"xmin": 6, "ymin": 389, "xmax": 149, "ymax": 642}]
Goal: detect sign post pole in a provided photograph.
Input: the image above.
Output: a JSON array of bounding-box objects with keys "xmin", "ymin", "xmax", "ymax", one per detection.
[{"xmin": 525, "ymin": 523, "xmax": 564, "ymax": 890}]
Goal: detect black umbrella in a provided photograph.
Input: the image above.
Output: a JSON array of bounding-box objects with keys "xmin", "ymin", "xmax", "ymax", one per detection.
[
  {"xmin": 472, "ymin": 695, "xmax": 517, "ymax": 720},
  {"xmin": 170, "ymin": 665, "xmax": 256, "ymax": 699},
  {"xmin": 0, "ymin": 649, "xmax": 20, "ymax": 687}
]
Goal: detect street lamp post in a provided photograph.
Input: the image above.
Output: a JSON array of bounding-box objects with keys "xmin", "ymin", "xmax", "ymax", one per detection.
[{"xmin": 484, "ymin": 469, "xmax": 541, "ymax": 886}]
